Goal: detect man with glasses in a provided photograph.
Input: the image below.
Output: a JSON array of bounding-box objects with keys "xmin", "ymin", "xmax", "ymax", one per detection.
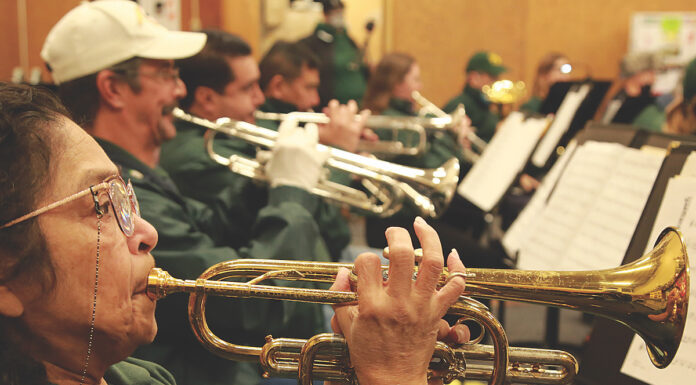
[{"xmin": 42, "ymin": 2, "xmax": 332, "ymax": 385}]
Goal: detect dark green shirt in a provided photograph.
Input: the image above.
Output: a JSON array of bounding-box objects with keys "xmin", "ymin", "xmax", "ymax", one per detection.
[
  {"xmin": 442, "ymin": 85, "xmax": 499, "ymax": 142},
  {"xmin": 159, "ymin": 100, "xmax": 351, "ymax": 261},
  {"xmin": 104, "ymin": 358, "xmax": 177, "ymax": 385},
  {"xmin": 379, "ymin": 98, "xmax": 469, "ymax": 170},
  {"xmin": 299, "ymin": 23, "xmax": 368, "ymax": 108},
  {"xmin": 97, "ymin": 139, "xmax": 329, "ymax": 385}
]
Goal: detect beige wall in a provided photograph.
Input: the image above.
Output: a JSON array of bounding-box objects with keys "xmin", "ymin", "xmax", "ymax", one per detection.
[
  {"xmin": 389, "ymin": 0, "xmax": 696, "ymax": 106},
  {"xmin": 3, "ymin": 0, "xmax": 696, "ymax": 100}
]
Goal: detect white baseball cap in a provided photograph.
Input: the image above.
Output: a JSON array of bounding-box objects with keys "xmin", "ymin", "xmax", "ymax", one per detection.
[{"xmin": 41, "ymin": 0, "xmax": 206, "ymax": 84}]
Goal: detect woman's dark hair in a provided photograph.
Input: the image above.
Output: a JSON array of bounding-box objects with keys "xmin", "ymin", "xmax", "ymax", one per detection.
[
  {"xmin": 0, "ymin": 82, "xmax": 67, "ymax": 384},
  {"xmin": 362, "ymin": 52, "xmax": 415, "ymax": 114}
]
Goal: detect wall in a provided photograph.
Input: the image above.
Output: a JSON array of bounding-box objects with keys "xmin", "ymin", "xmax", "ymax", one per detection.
[
  {"xmin": 3, "ymin": 0, "xmax": 696, "ymax": 100},
  {"xmin": 390, "ymin": 0, "xmax": 696, "ymax": 106}
]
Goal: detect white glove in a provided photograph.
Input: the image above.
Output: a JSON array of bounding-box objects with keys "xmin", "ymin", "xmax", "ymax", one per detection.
[{"xmin": 265, "ymin": 119, "xmax": 329, "ymax": 191}]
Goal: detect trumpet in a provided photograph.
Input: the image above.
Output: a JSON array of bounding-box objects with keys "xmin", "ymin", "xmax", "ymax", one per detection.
[
  {"xmin": 411, "ymin": 91, "xmax": 488, "ymax": 162},
  {"xmin": 147, "ymin": 227, "xmax": 689, "ymax": 385},
  {"xmin": 173, "ymin": 108, "xmax": 459, "ymax": 218},
  {"xmin": 254, "ymin": 111, "xmax": 477, "ymax": 157},
  {"xmin": 482, "ymin": 80, "xmax": 527, "ymax": 105}
]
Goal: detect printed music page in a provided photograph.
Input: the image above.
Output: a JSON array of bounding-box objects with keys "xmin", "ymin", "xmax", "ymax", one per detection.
[
  {"xmin": 679, "ymin": 151, "xmax": 696, "ymax": 177},
  {"xmin": 531, "ymin": 83, "xmax": 592, "ymax": 167},
  {"xmin": 503, "ymin": 140, "xmax": 577, "ymax": 256},
  {"xmin": 517, "ymin": 141, "xmax": 664, "ymax": 271},
  {"xmin": 457, "ymin": 112, "xmax": 549, "ymax": 212},
  {"xmin": 621, "ymin": 175, "xmax": 696, "ymax": 383}
]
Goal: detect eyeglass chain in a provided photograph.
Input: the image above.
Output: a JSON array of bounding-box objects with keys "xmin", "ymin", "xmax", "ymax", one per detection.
[{"xmin": 79, "ymin": 211, "xmax": 101, "ymax": 385}]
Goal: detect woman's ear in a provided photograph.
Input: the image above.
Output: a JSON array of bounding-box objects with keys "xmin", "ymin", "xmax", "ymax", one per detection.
[{"xmin": 0, "ymin": 285, "xmax": 24, "ymax": 318}]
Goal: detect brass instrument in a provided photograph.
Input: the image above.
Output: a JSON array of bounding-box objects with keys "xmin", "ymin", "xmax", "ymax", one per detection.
[
  {"xmin": 173, "ymin": 108, "xmax": 459, "ymax": 218},
  {"xmin": 147, "ymin": 227, "xmax": 689, "ymax": 385},
  {"xmin": 411, "ymin": 91, "xmax": 487, "ymax": 162},
  {"xmin": 482, "ymin": 80, "xmax": 527, "ymax": 104}
]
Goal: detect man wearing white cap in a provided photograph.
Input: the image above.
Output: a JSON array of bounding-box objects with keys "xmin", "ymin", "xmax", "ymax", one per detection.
[{"xmin": 41, "ymin": 1, "xmax": 333, "ymax": 384}]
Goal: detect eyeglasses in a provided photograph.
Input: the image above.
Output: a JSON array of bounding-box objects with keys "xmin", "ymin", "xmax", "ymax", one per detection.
[
  {"xmin": 138, "ymin": 67, "xmax": 181, "ymax": 83},
  {"xmin": 0, "ymin": 175, "xmax": 141, "ymax": 237}
]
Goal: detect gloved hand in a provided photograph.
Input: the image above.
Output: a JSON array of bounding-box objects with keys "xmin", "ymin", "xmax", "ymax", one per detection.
[{"xmin": 265, "ymin": 118, "xmax": 329, "ymax": 191}]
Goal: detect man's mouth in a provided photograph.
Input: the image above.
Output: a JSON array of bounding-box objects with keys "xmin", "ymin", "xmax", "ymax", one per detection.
[{"xmin": 162, "ymin": 105, "xmax": 177, "ymax": 116}]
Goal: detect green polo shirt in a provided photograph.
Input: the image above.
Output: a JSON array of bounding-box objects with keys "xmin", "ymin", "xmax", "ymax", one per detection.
[
  {"xmin": 104, "ymin": 358, "xmax": 177, "ymax": 385},
  {"xmin": 97, "ymin": 139, "xmax": 329, "ymax": 385},
  {"xmin": 159, "ymin": 101, "xmax": 351, "ymax": 261},
  {"xmin": 442, "ymin": 85, "xmax": 499, "ymax": 142},
  {"xmin": 300, "ymin": 23, "xmax": 368, "ymax": 107}
]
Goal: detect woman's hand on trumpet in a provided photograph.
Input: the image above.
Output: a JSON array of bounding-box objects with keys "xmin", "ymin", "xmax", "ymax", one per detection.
[{"xmin": 329, "ymin": 216, "xmax": 469, "ymax": 385}]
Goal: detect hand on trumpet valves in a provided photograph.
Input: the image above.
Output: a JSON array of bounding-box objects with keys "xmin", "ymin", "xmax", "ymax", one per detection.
[
  {"xmin": 329, "ymin": 216, "xmax": 469, "ymax": 385},
  {"xmin": 319, "ymin": 99, "xmax": 375, "ymax": 152},
  {"xmin": 454, "ymin": 114, "xmax": 475, "ymax": 150},
  {"xmin": 264, "ymin": 118, "xmax": 329, "ymax": 191}
]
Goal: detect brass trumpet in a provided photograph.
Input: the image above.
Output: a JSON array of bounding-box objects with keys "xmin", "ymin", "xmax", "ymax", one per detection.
[
  {"xmin": 411, "ymin": 91, "xmax": 488, "ymax": 162},
  {"xmin": 173, "ymin": 108, "xmax": 459, "ymax": 218},
  {"xmin": 147, "ymin": 227, "xmax": 689, "ymax": 385}
]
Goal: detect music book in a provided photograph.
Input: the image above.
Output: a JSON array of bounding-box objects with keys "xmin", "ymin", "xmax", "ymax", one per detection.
[
  {"xmin": 620, "ymin": 173, "xmax": 696, "ymax": 383},
  {"xmin": 515, "ymin": 140, "xmax": 665, "ymax": 271},
  {"xmin": 531, "ymin": 84, "xmax": 592, "ymax": 167},
  {"xmin": 457, "ymin": 112, "xmax": 550, "ymax": 212}
]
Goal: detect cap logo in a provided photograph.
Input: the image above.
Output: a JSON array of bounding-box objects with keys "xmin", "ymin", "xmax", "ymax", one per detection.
[{"xmin": 488, "ymin": 53, "xmax": 502, "ymax": 66}]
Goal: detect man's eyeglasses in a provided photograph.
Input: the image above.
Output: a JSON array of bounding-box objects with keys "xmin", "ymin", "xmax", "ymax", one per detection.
[
  {"xmin": 0, "ymin": 175, "xmax": 141, "ymax": 237},
  {"xmin": 112, "ymin": 66, "xmax": 180, "ymax": 83}
]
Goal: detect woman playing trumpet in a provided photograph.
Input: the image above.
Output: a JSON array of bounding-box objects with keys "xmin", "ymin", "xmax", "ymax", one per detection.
[{"xmin": 0, "ymin": 83, "xmax": 468, "ymax": 385}]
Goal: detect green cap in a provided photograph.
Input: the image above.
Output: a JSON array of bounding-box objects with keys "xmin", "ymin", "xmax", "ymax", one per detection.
[
  {"xmin": 684, "ymin": 58, "xmax": 696, "ymax": 102},
  {"xmin": 466, "ymin": 51, "xmax": 507, "ymax": 76}
]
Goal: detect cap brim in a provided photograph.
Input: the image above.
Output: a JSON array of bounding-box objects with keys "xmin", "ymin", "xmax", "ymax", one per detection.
[
  {"xmin": 489, "ymin": 65, "xmax": 507, "ymax": 76},
  {"xmin": 138, "ymin": 30, "xmax": 206, "ymax": 60}
]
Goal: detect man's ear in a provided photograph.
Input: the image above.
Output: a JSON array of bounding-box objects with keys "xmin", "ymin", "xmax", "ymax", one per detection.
[
  {"xmin": 193, "ymin": 86, "xmax": 218, "ymax": 111},
  {"xmin": 95, "ymin": 70, "xmax": 129, "ymax": 110},
  {"xmin": 0, "ymin": 286, "xmax": 24, "ymax": 318},
  {"xmin": 266, "ymin": 74, "xmax": 286, "ymax": 100}
]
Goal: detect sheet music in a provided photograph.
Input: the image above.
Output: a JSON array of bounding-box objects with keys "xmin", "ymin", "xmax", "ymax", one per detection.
[
  {"xmin": 680, "ymin": 151, "xmax": 696, "ymax": 177},
  {"xmin": 621, "ymin": 175, "xmax": 696, "ymax": 383},
  {"xmin": 517, "ymin": 141, "xmax": 664, "ymax": 271},
  {"xmin": 531, "ymin": 83, "xmax": 592, "ymax": 167},
  {"xmin": 502, "ymin": 140, "xmax": 577, "ymax": 256},
  {"xmin": 457, "ymin": 112, "xmax": 549, "ymax": 212}
]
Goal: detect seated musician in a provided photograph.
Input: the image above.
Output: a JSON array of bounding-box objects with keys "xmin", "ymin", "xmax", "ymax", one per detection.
[
  {"xmin": 159, "ymin": 30, "xmax": 351, "ymax": 262},
  {"xmin": 361, "ymin": 53, "xmax": 509, "ymax": 270},
  {"xmin": 598, "ymin": 52, "xmax": 664, "ymax": 132},
  {"xmin": 664, "ymin": 57, "xmax": 696, "ymax": 136},
  {"xmin": 0, "ymin": 82, "xmax": 469, "ymax": 385},
  {"xmin": 40, "ymin": 2, "xmax": 331, "ymax": 384},
  {"xmin": 443, "ymin": 51, "xmax": 508, "ymax": 142},
  {"xmin": 520, "ymin": 52, "xmax": 572, "ymax": 114}
]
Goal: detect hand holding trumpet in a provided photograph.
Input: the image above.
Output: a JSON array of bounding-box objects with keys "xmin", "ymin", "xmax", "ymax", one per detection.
[{"xmin": 330, "ymin": 217, "xmax": 469, "ymax": 385}]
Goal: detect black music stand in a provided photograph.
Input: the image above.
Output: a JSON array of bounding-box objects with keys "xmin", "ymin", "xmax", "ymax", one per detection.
[{"xmin": 576, "ymin": 139, "xmax": 696, "ymax": 385}]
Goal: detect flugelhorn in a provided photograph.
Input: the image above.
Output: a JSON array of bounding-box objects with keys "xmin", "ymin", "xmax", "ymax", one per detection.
[
  {"xmin": 147, "ymin": 227, "xmax": 689, "ymax": 385},
  {"xmin": 411, "ymin": 91, "xmax": 488, "ymax": 161},
  {"xmin": 173, "ymin": 108, "xmax": 459, "ymax": 218}
]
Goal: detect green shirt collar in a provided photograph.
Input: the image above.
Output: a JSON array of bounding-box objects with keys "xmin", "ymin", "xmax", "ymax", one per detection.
[
  {"xmin": 260, "ymin": 98, "xmax": 299, "ymax": 114},
  {"xmin": 388, "ymin": 98, "xmax": 416, "ymax": 115}
]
